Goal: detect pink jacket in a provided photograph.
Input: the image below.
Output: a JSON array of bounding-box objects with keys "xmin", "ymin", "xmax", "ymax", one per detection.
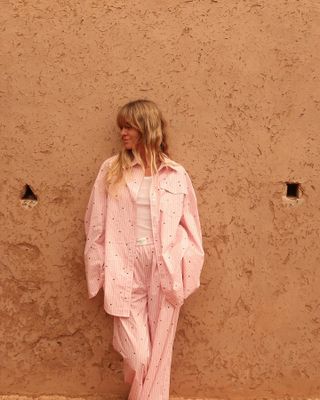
[{"xmin": 84, "ymin": 154, "xmax": 205, "ymax": 317}]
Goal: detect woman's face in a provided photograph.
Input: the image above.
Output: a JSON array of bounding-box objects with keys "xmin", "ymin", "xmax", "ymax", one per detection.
[{"xmin": 120, "ymin": 123, "xmax": 141, "ymax": 150}]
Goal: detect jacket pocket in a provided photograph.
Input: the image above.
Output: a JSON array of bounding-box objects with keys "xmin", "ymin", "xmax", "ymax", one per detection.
[
  {"xmin": 159, "ymin": 180, "xmax": 187, "ymax": 220},
  {"xmin": 159, "ymin": 178, "xmax": 188, "ymax": 195}
]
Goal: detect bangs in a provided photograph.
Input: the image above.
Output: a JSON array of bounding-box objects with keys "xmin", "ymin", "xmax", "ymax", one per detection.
[{"xmin": 116, "ymin": 105, "xmax": 139, "ymax": 130}]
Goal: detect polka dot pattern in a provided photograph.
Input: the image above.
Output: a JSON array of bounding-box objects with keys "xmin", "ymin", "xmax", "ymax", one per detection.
[
  {"xmin": 112, "ymin": 243, "xmax": 181, "ymax": 400},
  {"xmin": 83, "ymin": 154, "xmax": 204, "ymax": 317}
]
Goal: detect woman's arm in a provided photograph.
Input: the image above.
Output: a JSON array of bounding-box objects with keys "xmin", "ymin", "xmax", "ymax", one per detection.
[
  {"xmin": 84, "ymin": 160, "xmax": 108, "ymax": 299},
  {"xmin": 179, "ymin": 170, "xmax": 205, "ymax": 300}
]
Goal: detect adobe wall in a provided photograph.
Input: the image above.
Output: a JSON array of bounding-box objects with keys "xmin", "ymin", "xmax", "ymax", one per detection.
[{"xmin": 1, "ymin": 0, "xmax": 320, "ymax": 399}]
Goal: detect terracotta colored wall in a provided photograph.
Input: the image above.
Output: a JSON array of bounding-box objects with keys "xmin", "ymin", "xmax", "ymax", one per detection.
[{"xmin": 1, "ymin": 0, "xmax": 320, "ymax": 399}]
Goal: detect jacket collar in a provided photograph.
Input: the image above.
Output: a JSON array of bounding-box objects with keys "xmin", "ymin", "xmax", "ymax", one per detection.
[
  {"xmin": 129, "ymin": 154, "xmax": 180, "ymax": 172},
  {"xmin": 125, "ymin": 155, "xmax": 179, "ymax": 201}
]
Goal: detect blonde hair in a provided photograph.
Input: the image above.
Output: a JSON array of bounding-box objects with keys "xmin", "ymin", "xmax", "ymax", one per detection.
[{"xmin": 105, "ymin": 99, "xmax": 172, "ymax": 195}]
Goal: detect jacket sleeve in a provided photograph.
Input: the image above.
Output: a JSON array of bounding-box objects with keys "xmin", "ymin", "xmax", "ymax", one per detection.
[
  {"xmin": 83, "ymin": 160, "xmax": 108, "ymax": 299},
  {"xmin": 179, "ymin": 170, "xmax": 205, "ymax": 300}
]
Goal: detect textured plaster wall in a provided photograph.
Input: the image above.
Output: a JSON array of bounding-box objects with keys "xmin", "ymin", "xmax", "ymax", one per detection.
[{"xmin": 1, "ymin": 0, "xmax": 320, "ymax": 399}]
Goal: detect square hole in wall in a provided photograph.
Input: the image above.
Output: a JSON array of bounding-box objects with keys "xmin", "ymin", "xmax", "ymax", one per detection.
[{"xmin": 286, "ymin": 182, "xmax": 300, "ymax": 198}]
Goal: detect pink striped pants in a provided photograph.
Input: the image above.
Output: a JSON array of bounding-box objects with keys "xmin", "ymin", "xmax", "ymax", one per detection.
[{"xmin": 112, "ymin": 242, "xmax": 181, "ymax": 400}]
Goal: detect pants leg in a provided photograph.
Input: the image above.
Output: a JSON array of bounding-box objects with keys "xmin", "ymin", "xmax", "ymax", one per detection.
[{"xmin": 112, "ymin": 243, "xmax": 181, "ymax": 400}]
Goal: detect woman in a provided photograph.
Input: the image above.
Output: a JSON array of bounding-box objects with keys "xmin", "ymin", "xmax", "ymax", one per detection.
[{"xmin": 84, "ymin": 99, "xmax": 204, "ymax": 400}]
